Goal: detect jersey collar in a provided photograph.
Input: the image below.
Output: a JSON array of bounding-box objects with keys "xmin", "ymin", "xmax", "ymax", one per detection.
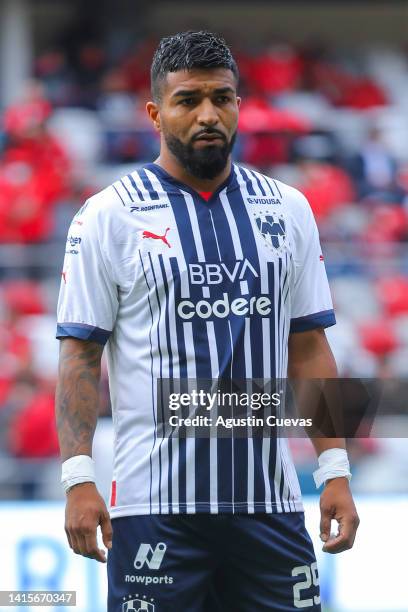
[{"xmin": 144, "ymin": 162, "xmax": 239, "ymax": 204}]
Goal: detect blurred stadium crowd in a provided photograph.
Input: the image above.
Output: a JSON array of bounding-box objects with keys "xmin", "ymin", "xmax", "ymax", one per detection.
[{"xmin": 1, "ymin": 36, "xmax": 408, "ymax": 499}]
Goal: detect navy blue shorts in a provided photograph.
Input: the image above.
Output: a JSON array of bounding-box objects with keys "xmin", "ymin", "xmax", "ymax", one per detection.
[{"xmin": 107, "ymin": 513, "xmax": 321, "ymax": 612}]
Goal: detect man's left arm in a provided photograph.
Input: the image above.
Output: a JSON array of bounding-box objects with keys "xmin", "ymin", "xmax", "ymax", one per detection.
[{"xmin": 288, "ymin": 328, "xmax": 360, "ymax": 554}]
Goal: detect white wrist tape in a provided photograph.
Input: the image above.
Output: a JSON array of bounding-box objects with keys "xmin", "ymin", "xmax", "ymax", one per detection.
[
  {"xmin": 61, "ymin": 455, "xmax": 96, "ymax": 493},
  {"xmin": 313, "ymin": 448, "xmax": 351, "ymax": 489}
]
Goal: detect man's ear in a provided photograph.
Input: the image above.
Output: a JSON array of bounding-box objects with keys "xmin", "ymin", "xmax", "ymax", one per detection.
[
  {"xmin": 236, "ymin": 96, "xmax": 242, "ymax": 109},
  {"xmin": 146, "ymin": 101, "xmax": 161, "ymax": 132}
]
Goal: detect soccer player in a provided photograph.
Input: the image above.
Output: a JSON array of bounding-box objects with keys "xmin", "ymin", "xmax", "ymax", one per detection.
[{"xmin": 55, "ymin": 31, "xmax": 359, "ymax": 612}]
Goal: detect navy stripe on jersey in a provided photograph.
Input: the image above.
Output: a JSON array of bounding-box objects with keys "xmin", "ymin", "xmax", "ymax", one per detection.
[
  {"xmin": 266, "ymin": 262, "xmax": 277, "ymax": 377},
  {"xmin": 282, "ymin": 251, "xmax": 291, "ymax": 380},
  {"xmin": 278, "ymin": 257, "xmax": 284, "ymax": 380},
  {"xmin": 120, "ymin": 178, "xmax": 134, "ymax": 202},
  {"xmin": 190, "ymin": 197, "xmax": 221, "ymax": 261},
  {"xmin": 137, "ymin": 168, "xmax": 161, "ymax": 200},
  {"xmin": 207, "ymin": 200, "xmax": 236, "ymax": 262},
  {"xmin": 139, "ymin": 251, "xmax": 158, "ymax": 513},
  {"xmin": 261, "ymin": 174, "xmax": 275, "ymax": 196},
  {"xmin": 169, "ymin": 256, "xmax": 189, "ymax": 377},
  {"xmin": 127, "ymin": 173, "xmax": 145, "ymax": 201},
  {"xmin": 112, "ymin": 180, "xmax": 131, "ymax": 206},
  {"xmin": 242, "ymin": 167, "xmax": 267, "ymax": 197},
  {"xmin": 148, "ymin": 252, "xmax": 166, "ymax": 512},
  {"xmin": 158, "ymin": 254, "xmax": 174, "ymax": 512},
  {"xmin": 169, "ymin": 256, "xmax": 188, "ymax": 510},
  {"xmin": 282, "ymin": 447, "xmax": 296, "ymax": 512},
  {"xmin": 276, "ymin": 257, "xmax": 290, "ymax": 507},
  {"xmin": 273, "ymin": 179, "xmax": 282, "ymax": 198},
  {"xmin": 240, "ymin": 167, "xmax": 261, "ymax": 196},
  {"xmin": 56, "ymin": 322, "xmax": 110, "ymax": 345},
  {"xmin": 158, "ymin": 255, "xmax": 174, "ymax": 379},
  {"xmin": 167, "ymin": 192, "xmax": 199, "ymax": 266},
  {"xmin": 267, "ymin": 422, "xmax": 278, "ymax": 510},
  {"xmin": 112, "ymin": 184, "xmax": 126, "ymax": 206}
]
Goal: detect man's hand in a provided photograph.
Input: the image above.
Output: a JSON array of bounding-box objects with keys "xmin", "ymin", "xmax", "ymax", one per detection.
[
  {"xmin": 319, "ymin": 477, "xmax": 359, "ymax": 554},
  {"xmin": 65, "ymin": 482, "xmax": 113, "ymax": 563}
]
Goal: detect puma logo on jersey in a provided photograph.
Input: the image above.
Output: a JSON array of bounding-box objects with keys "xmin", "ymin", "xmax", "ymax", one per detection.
[{"xmin": 142, "ymin": 227, "xmax": 171, "ymax": 248}]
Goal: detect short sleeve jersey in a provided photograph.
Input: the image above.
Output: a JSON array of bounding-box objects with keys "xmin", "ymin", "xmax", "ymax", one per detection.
[{"xmin": 57, "ymin": 163, "xmax": 335, "ymax": 517}]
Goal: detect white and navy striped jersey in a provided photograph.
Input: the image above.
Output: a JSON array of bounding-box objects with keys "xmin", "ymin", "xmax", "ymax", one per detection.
[{"xmin": 56, "ymin": 163, "xmax": 335, "ymax": 517}]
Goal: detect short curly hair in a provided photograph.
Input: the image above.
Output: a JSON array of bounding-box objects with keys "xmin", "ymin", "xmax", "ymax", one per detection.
[{"xmin": 151, "ymin": 30, "xmax": 239, "ymax": 102}]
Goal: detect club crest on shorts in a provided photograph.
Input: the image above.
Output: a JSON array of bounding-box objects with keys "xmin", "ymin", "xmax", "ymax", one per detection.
[
  {"xmin": 253, "ymin": 212, "xmax": 287, "ymax": 252},
  {"xmin": 122, "ymin": 596, "xmax": 155, "ymax": 611}
]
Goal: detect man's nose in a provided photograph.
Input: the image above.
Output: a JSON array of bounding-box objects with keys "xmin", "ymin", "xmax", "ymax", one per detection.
[{"xmin": 196, "ymin": 99, "xmax": 219, "ymax": 126}]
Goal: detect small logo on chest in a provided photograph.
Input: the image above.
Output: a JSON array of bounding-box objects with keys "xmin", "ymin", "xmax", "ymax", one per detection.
[
  {"xmin": 247, "ymin": 196, "xmax": 281, "ymax": 205},
  {"xmin": 253, "ymin": 212, "xmax": 287, "ymax": 252}
]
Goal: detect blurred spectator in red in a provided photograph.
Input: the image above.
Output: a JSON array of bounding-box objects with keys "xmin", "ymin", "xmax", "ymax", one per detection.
[
  {"xmin": 8, "ymin": 382, "xmax": 59, "ymax": 459},
  {"xmin": 3, "ymin": 279, "xmax": 46, "ymax": 317},
  {"xmin": 363, "ymin": 205, "xmax": 408, "ymax": 243},
  {"xmin": 294, "ymin": 160, "xmax": 355, "ymax": 219},
  {"xmin": 359, "ymin": 320, "xmax": 398, "ymax": 358},
  {"xmin": 247, "ymin": 45, "xmax": 304, "ymax": 96},
  {"xmin": 0, "ymin": 82, "xmax": 72, "ymax": 242},
  {"xmin": 0, "ymin": 322, "xmax": 31, "ymax": 408},
  {"xmin": 358, "ymin": 319, "xmax": 399, "ymax": 378},
  {"xmin": 376, "ymin": 276, "xmax": 408, "ymax": 317},
  {"xmin": 311, "ymin": 60, "xmax": 387, "ymax": 109},
  {"xmin": 339, "ymin": 78, "xmax": 387, "ymax": 110},
  {"xmin": 5, "ymin": 373, "xmax": 58, "ymax": 499},
  {"xmin": 238, "ymin": 98, "xmax": 310, "ymax": 169},
  {"xmin": 0, "ymin": 280, "xmax": 46, "ymax": 409}
]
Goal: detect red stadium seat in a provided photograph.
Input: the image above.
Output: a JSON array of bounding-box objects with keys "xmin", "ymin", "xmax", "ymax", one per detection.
[
  {"xmin": 3, "ymin": 281, "xmax": 46, "ymax": 316},
  {"xmin": 8, "ymin": 390, "xmax": 59, "ymax": 458},
  {"xmin": 376, "ymin": 276, "xmax": 408, "ymax": 317},
  {"xmin": 358, "ymin": 320, "xmax": 398, "ymax": 356},
  {"xmin": 295, "ymin": 162, "xmax": 355, "ymax": 220},
  {"xmin": 363, "ymin": 206, "xmax": 408, "ymax": 243},
  {"xmin": 248, "ymin": 48, "xmax": 303, "ymax": 95},
  {"xmin": 3, "ymin": 99, "xmax": 52, "ymax": 135},
  {"xmin": 238, "ymin": 98, "xmax": 310, "ymax": 133}
]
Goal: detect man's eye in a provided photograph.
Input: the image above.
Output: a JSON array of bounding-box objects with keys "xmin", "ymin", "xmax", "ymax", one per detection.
[
  {"xmin": 216, "ymin": 96, "xmax": 230, "ymax": 104},
  {"xmin": 180, "ymin": 98, "xmax": 195, "ymax": 106}
]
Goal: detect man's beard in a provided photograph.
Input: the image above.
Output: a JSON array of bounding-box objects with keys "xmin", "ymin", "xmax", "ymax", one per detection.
[{"xmin": 164, "ymin": 129, "xmax": 237, "ymax": 180}]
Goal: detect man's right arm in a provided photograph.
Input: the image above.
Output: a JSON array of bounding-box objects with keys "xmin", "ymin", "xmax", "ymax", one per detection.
[{"xmin": 55, "ymin": 337, "xmax": 113, "ymax": 563}]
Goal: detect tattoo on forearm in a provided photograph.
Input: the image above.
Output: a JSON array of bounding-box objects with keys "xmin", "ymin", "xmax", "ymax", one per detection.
[{"xmin": 55, "ymin": 339, "xmax": 103, "ymax": 460}]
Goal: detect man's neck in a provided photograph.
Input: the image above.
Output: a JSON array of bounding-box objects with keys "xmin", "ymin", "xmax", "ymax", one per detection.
[{"xmin": 154, "ymin": 152, "xmax": 232, "ymax": 193}]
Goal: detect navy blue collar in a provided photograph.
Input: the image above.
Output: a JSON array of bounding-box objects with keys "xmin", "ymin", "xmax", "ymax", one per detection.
[{"xmin": 144, "ymin": 162, "xmax": 239, "ymax": 205}]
